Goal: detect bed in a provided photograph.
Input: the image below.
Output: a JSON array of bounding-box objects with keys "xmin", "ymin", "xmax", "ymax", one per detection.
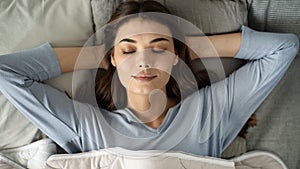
[{"xmin": 0, "ymin": 0, "xmax": 299, "ymax": 168}]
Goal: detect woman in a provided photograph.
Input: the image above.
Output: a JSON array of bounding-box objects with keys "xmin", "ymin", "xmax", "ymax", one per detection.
[{"xmin": 0, "ymin": 1, "xmax": 298, "ymax": 157}]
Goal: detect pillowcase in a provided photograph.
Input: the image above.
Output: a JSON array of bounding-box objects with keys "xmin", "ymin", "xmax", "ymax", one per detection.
[
  {"xmin": 91, "ymin": 0, "xmax": 249, "ymax": 35},
  {"xmin": 0, "ymin": 0, "xmax": 93, "ymax": 54},
  {"xmin": 165, "ymin": 0, "xmax": 250, "ymax": 35},
  {"xmin": 248, "ymin": 0, "xmax": 300, "ymax": 39},
  {"xmin": 91, "ymin": 0, "xmax": 123, "ymax": 32},
  {"xmin": 0, "ymin": 0, "xmax": 94, "ymax": 149}
]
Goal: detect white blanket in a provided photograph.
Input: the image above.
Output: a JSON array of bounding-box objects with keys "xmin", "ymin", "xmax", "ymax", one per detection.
[
  {"xmin": 0, "ymin": 140, "xmax": 288, "ymax": 169},
  {"xmin": 45, "ymin": 148, "xmax": 287, "ymax": 169}
]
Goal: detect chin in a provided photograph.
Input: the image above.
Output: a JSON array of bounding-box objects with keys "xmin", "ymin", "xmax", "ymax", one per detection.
[
  {"xmin": 128, "ymin": 86, "xmax": 159, "ymax": 95},
  {"xmin": 124, "ymin": 77, "xmax": 169, "ymax": 95}
]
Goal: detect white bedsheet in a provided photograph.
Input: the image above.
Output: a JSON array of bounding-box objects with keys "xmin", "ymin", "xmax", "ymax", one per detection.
[{"xmin": 0, "ymin": 139, "xmax": 56, "ymax": 169}]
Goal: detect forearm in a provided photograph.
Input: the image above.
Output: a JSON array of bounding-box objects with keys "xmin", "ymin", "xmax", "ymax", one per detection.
[
  {"xmin": 53, "ymin": 47, "xmax": 81, "ymax": 73},
  {"xmin": 187, "ymin": 32, "xmax": 242, "ymax": 59},
  {"xmin": 207, "ymin": 33, "xmax": 241, "ymax": 57},
  {"xmin": 54, "ymin": 45, "xmax": 104, "ymax": 73}
]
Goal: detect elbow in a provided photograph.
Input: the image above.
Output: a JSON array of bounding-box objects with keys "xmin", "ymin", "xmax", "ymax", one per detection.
[
  {"xmin": 0, "ymin": 65, "xmax": 12, "ymax": 85},
  {"xmin": 293, "ymin": 35, "xmax": 299, "ymax": 53},
  {"xmin": 285, "ymin": 34, "xmax": 299, "ymax": 54},
  {"xmin": 0, "ymin": 67, "xmax": 9, "ymax": 88},
  {"xmin": 0, "ymin": 65, "xmax": 8, "ymax": 79}
]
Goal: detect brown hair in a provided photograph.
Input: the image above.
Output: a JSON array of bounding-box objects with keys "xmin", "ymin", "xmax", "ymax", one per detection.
[{"xmin": 95, "ymin": 0, "xmax": 208, "ymax": 110}]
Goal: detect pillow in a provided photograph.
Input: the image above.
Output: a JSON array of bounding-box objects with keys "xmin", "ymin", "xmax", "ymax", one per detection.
[
  {"xmin": 248, "ymin": 0, "xmax": 300, "ymax": 39},
  {"xmin": 165, "ymin": 0, "xmax": 250, "ymax": 35},
  {"xmin": 91, "ymin": 0, "xmax": 123, "ymax": 32},
  {"xmin": 0, "ymin": 0, "xmax": 94, "ymax": 149},
  {"xmin": 91, "ymin": 0, "xmax": 249, "ymax": 35},
  {"xmin": 0, "ymin": 0, "xmax": 93, "ymax": 54}
]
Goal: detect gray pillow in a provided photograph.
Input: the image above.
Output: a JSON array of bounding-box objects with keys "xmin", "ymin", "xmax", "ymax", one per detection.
[
  {"xmin": 91, "ymin": 0, "xmax": 250, "ymax": 35},
  {"xmin": 91, "ymin": 0, "xmax": 123, "ymax": 31},
  {"xmin": 248, "ymin": 0, "xmax": 300, "ymax": 39},
  {"xmin": 165, "ymin": 0, "xmax": 250, "ymax": 35},
  {"xmin": 91, "ymin": 0, "xmax": 166, "ymax": 31}
]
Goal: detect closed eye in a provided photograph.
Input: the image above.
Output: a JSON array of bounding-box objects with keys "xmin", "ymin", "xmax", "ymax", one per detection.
[
  {"xmin": 122, "ymin": 50, "xmax": 135, "ymax": 54},
  {"xmin": 152, "ymin": 48, "xmax": 166, "ymax": 53}
]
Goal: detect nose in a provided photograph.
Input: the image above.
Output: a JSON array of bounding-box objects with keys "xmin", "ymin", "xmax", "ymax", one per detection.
[
  {"xmin": 139, "ymin": 63, "xmax": 151, "ymax": 68},
  {"xmin": 138, "ymin": 51, "xmax": 152, "ymax": 68}
]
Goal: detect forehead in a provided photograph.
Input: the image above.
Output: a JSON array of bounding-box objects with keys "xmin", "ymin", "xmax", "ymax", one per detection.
[{"xmin": 114, "ymin": 18, "xmax": 172, "ymax": 44}]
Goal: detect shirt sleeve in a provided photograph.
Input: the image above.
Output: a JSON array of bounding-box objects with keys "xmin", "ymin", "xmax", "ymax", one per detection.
[
  {"xmin": 0, "ymin": 43, "xmax": 91, "ymax": 153},
  {"xmin": 202, "ymin": 26, "xmax": 299, "ymax": 151}
]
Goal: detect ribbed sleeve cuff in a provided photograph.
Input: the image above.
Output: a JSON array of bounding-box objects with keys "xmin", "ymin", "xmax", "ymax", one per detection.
[
  {"xmin": 33, "ymin": 43, "xmax": 62, "ymax": 81},
  {"xmin": 234, "ymin": 25, "xmax": 250, "ymax": 60}
]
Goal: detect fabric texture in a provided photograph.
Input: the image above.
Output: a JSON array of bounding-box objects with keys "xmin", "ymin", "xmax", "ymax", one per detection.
[
  {"xmin": 248, "ymin": 0, "xmax": 300, "ymax": 38},
  {"xmin": 0, "ymin": 27, "xmax": 298, "ymax": 158},
  {"xmin": 91, "ymin": 0, "xmax": 123, "ymax": 31},
  {"xmin": 247, "ymin": 1, "xmax": 300, "ymax": 168},
  {"xmin": 0, "ymin": 139, "xmax": 56, "ymax": 169},
  {"xmin": 45, "ymin": 147, "xmax": 287, "ymax": 169},
  {"xmin": 165, "ymin": 0, "xmax": 250, "ymax": 35},
  {"xmin": 0, "ymin": 0, "xmax": 93, "ymax": 54},
  {"xmin": 45, "ymin": 147, "xmax": 235, "ymax": 169},
  {"xmin": 0, "ymin": 0, "xmax": 94, "ymax": 150},
  {"xmin": 91, "ymin": 0, "xmax": 165, "ymax": 32},
  {"xmin": 221, "ymin": 137, "xmax": 247, "ymax": 159},
  {"xmin": 0, "ymin": 155, "xmax": 25, "ymax": 169},
  {"xmin": 91, "ymin": 0, "xmax": 250, "ymax": 35},
  {"xmin": 246, "ymin": 53, "xmax": 300, "ymax": 169},
  {"xmin": 232, "ymin": 151, "xmax": 288, "ymax": 169}
]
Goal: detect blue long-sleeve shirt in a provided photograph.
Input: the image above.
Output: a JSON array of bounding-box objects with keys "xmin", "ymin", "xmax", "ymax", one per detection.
[{"xmin": 0, "ymin": 26, "xmax": 298, "ymax": 157}]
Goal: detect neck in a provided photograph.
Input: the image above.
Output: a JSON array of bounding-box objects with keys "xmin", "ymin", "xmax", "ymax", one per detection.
[{"xmin": 127, "ymin": 88, "xmax": 176, "ymax": 129}]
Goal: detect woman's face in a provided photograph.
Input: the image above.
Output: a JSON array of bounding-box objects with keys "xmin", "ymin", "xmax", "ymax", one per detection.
[{"xmin": 111, "ymin": 18, "xmax": 178, "ymax": 95}]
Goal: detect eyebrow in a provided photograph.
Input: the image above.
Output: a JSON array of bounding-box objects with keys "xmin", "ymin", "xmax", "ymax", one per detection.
[
  {"xmin": 150, "ymin": 37, "xmax": 169, "ymax": 44},
  {"xmin": 119, "ymin": 38, "xmax": 136, "ymax": 43},
  {"xmin": 119, "ymin": 37, "xmax": 169, "ymax": 44}
]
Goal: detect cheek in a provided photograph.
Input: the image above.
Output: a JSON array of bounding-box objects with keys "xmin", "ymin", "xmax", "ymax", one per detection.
[
  {"xmin": 157, "ymin": 71, "xmax": 171, "ymax": 84},
  {"xmin": 114, "ymin": 55, "xmax": 140, "ymax": 89},
  {"xmin": 116, "ymin": 63, "xmax": 133, "ymax": 88},
  {"xmin": 148, "ymin": 50, "xmax": 177, "ymax": 74}
]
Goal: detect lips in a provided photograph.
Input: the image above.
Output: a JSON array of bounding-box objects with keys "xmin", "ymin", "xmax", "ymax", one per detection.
[{"xmin": 131, "ymin": 74, "xmax": 157, "ymax": 82}]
